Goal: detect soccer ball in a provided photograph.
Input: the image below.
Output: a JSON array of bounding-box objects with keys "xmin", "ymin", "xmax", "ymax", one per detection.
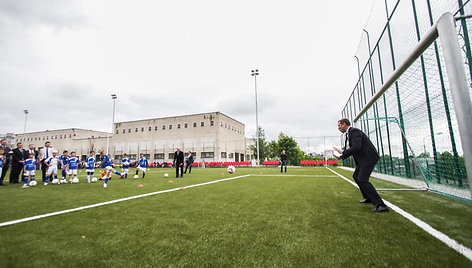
[
  {"xmin": 133, "ymin": 175, "xmax": 139, "ymax": 179},
  {"xmin": 52, "ymin": 179, "xmax": 60, "ymax": 184},
  {"xmin": 29, "ymin": 180, "xmax": 37, "ymax": 187},
  {"xmin": 164, "ymin": 173, "xmax": 169, "ymax": 178},
  {"xmin": 227, "ymin": 166, "xmax": 235, "ymax": 174},
  {"xmin": 72, "ymin": 177, "xmax": 79, "ymax": 184},
  {"xmin": 91, "ymin": 177, "xmax": 98, "ymax": 183},
  {"xmin": 60, "ymin": 179, "xmax": 67, "ymax": 184}
]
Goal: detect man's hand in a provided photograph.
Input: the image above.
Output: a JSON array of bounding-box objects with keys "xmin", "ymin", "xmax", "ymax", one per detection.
[
  {"xmin": 333, "ymin": 147, "xmax": 343, "ymax": 154},
  {"xmin": 333, "ymin": 154, "xmax": 341, "ymax": 160}
]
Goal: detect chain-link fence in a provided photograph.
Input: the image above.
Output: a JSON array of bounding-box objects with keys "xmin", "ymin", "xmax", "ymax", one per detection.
[{"xmin": 341, "ymin": 0, "xmax": 472, "ymax": 203}]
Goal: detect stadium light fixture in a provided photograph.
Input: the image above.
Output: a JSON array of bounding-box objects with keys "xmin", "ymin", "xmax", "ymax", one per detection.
[
  {"xmin": 23, "ymin": 109, "xmax": 29, "ymax": 135},
  {"xmin": 251, "ymin": 69, "xmax": 260, "ymax": 166}
]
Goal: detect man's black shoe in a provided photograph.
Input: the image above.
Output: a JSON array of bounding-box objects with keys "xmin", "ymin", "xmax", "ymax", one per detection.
[
  {"xmin": 370, "ymin": 205, "xmax": 389, "ymax": 212},
  {"xmin": 360, "ymin": 199, "xmax": 372, "ymax": 204}
]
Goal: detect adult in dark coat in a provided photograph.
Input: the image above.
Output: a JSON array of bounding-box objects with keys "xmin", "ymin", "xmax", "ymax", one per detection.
[
  {"xmin": 280, "ymin": 150, "xmax": 287, "ymax": 173},
  {"xmin": 10, "ymin": 142, "xmax": 26, "ymax": 184},
  {"xmin": 334, "ymin": 118, "xmax": 388, "ymax": 213},
  {"xmin": 173, "ymin": 147, "xmax": 184, "ymax": 178},
  {"xmin": 184, "ymin": 151, "xmax": 194, "ymax": 174},
  {"xmin": 0, "ymin": 139, "xmax": 11, "ymax": 185}
]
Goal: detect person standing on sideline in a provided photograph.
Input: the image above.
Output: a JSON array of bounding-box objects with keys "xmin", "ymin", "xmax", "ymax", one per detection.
[
  {"xmin": 333, "ymin": 118, "xmax": 388, "ymax": 213},
  {"xmin": 39, "ymin": 141, "xmax": 53, "ymax": 182},
  {"xmin": 173, "ymin": 147, "xmax": 184, "ymax": 178},
  {"xmin": 280, "ymin": 150, "xmax": 287, "ymax": 173},
  {"xmin": 23, "ymin": 144, "xmax": 39, "ymax": 181},
  {"xmin": 10, "ymin": 142, "xmax": 26, "ymax": 184},
  {"xmin": 0, "ymin": 139, "xmax": 11, "ymax": 186},
  {"xmin": 184, "ymin": 151, "xmax": 194, "ymax": 174}
]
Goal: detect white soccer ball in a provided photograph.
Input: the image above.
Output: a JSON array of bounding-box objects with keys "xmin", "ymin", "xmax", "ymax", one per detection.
[
  {"xmin": 227, "ymin": 166, "xmax": 235, "ymax": 174},
  {"xmin": 133, "ymin": 175, "xmax": 139, "ymax": 179},
  {"xmin": 60, "ymin": 179, "xmax": 67, "ymax": 184},
  {"xmin": 164, "ymin": 173, "xmax": 169, "ymax": 178},
  {"xmin": 91, "ymin": 177, "xmax": 98, "ymax": 183},
  {"xmin": 72, "ymin": 177, "xmax": 79, "ymax": 184},
  {"xmin": 52, "ymin": 179, "xmax": 60, "ymax": 184},
  {"xmin": 29, "ymin": 180, "xmax": 37, "ymax": 187}
]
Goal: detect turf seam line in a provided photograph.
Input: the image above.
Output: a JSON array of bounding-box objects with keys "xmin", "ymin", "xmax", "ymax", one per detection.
[
  {"xmin": 326, "ymin": 167, "xmax": 472, "ymax": 262},
  {"xmin": 0, "ymin": 174, "xmax": 251, "ymax": 228}
]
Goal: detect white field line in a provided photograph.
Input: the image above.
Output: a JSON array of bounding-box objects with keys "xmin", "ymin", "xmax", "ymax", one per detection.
[
  {"xmin": 253, "ymin": 174, "xmax": 338, "ymax": 177},
  {"xmin": 326, "ymin": 167, "xmax": 472, "ymax": 262},
  {"xmin": 0, "ymin": 174, "xmax": 251, "ymax": 228}
]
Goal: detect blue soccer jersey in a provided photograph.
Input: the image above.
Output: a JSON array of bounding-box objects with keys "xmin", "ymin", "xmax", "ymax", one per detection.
[
  {"xmin": 139, "ymin": 157, "xmax": 148, "ymax": 168},
  {"xmin": 100, "ymin": 154, "xmax": 112, "ymax": 167},
  {"xmin": 69, "ymin": 157, "xmax": 79, "ymax": 170},
  {"xmin": 86, "ymin": 156, "xmax": 95, "ymax": 169},
  {"xmin": 122, "ymin": 157, "xmax": 130, "ymax": 168},
  {"xmin": 24, "ymin": 159, "xmax": 37, "ymax": 171},
  {"xmin": 59, "ymin": 155, "xmax": 70, "ymax": 167}
]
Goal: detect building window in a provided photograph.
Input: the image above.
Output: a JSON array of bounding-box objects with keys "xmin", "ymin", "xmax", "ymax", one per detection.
[
  {"xmin": 221, "ymin": 152, "xmax": 227, "ymax": 158},
  {"xmin": 225, "ymin": 124, "xmax": 227, "ymax": 128},
  {"xmin": 220, "ymin": 122, "xmax": 223, "ymax": 126},
  {"xmin": 128, "ymin": 129, "xmax": 131, "ymax": 133},
  {"xmin": 154, "ymin": 153, "xmax": 164, "ymax": 159},
  {"xmin": 116, "ymin": 129, "xmax": 119, "ymax": 134},
  {"xmin": 169, "ymin": 125, "xmax": 172, "ymax": 129},
  {"xmin": 74, "ymin": 134, "xmax": 76, "ymax": 136},
  {"xmin": 130, "ymin": 154, "xmax": 137, "ymax": 161},
  {"xmin": 55, "ymin": 135, "xmax": 57, "ymax": 139},
  {"xmin": 210, "ymin": 121, "xmax": 214, "ymax": 126},
  {"xmin": 184, "ymin": 123, "xmax": 188, "ymax": 128},
  {"xmin": 201, "ymin": 152, "xmax": 214, "ymax": 158},
  {"xmin": 177, "ymin": 124, "xmax": 181, "ymax": 129},
  {"xmin": 193, "ymin": 122, "xmax": 197, "ymax": 127},
  {"xmin": 148, "ymin": 126, "xmax": 152, "ymax": 131},
  {"xmin": 135, "ymin": 128, "xmax": 138, "ymax": 132},
  {"xmin": 141, "ymin": 127, "xmax": 144, "ymax": 132},
  {"xmin": 59, "ymin": 135, "xmax": 62, "ymax": 139},
  {"xmin": 155, "ymin": 126, "xmax": 158, "ymax": 131},
  {"xmin": 69, "ymin": 134, "xmax": 72, "ymax": 138},
  {"xmin": 201, "ymin": 122, "xmax": 204, "ymax": 127},
  {"xmin": 168, "ymin": 153, "xmax": 175, "ymax": 159},
  {"xmin": 162, "ymin": 125, "xmax": 166, "ymax": 130},
  {"xmin": 123, "ymin": 129, "xmax": 125, "ymax": 133},
  {"xmin": 229, "ymin": 153, "xmax": 234, "ymax": 159}
]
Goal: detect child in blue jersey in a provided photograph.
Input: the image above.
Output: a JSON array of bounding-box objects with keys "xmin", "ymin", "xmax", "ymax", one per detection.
[
  {"xmin": 99, "ymin": 150, "xmax": 122, "ymax": 188},
  {"xmin": 22, "ymin": 153, "xmax": 37, "ymax": 188},
  {"xmin": 59, "ymin": 151, "xmax": 70, "ymax": 179},
  {"xmin": 85, "ymin": 151, "xmax": 96, "ymax": 183},
  {"xmin": 67, "ymin": 152, "xmax": 80, "ymax": 183},
  {"xmin": 121, "ymin": 153, "xmax": 130, "ymax": 179},
  {"xmin": 45, "ymin": 150, "xmax": 60, "ymax": 185},
  {"xmin": 135, "ymin": 153, "xmax": 149, "ymax": 179},
  {"xmin": 0, "ymin": 148, "xmax": 4, "ymax": 180}
]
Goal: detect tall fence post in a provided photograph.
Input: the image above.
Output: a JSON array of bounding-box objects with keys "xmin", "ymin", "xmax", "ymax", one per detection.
[{"xmin": 437, "ymin": 12, "xmax": 472, "ymax": 194}]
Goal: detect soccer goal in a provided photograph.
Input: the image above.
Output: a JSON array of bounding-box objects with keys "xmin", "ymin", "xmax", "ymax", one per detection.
[{"xmin": 345, "ymin": 12, "xmax": 472, "ymax": 204}]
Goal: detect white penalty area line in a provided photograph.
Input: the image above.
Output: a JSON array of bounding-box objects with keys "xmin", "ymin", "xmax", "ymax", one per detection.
[
  {"xmin": 0, "ymin": 174, "xmax": 251, "ymax": 228},
  {"xmin": 326, "ymin": 167, "xmax": 472, "ymax": 262},
  {"xmin": 253, "ymin": 174, "xmax": 338, "ymax": 177}
]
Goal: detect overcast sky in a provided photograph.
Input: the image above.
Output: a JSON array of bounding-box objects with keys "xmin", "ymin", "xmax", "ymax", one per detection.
[{"xmin": 0, "ymin": 0, "xmax": 374, "ymax": 141}]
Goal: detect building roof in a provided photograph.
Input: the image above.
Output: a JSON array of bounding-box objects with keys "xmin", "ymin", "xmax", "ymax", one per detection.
[
  {"xmin": 16, "ymin": 128, "xmax": 110, "ymax": 135},
  {"xmin": 115, "ymin": 111, "xmax": 245, "ymax": 126}
]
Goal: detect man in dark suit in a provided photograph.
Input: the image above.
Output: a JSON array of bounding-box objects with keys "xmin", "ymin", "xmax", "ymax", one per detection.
[
  {"xmin": 173, "ymin": 147, "xmax": 184, "ymax": 178},
  {"xmin": 39, "ymin": 141, "xmax": 53, "ymax": 182},
  {"xmin": 0, "ymin": 139, "xmax": 11, "ymax": 185},
  {"xmin": 184, "ymin": 151, "xmax": 194, "ymax": 174},
  {"xmin": 334, "ymin": 119, "xmax": 388, "ymax": 212},
  {"xmin": 10, "ymin": 142, "xmax": 26, "ymax": 184}
]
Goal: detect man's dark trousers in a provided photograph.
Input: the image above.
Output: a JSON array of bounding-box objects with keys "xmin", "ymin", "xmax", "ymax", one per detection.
[
  {"xmin": 353, "ymin": 161, "xmax": 384, "ymax": 206},
  {"xmin": 176, "ymin": 164, "xmax": 184, "ymax": 178}
]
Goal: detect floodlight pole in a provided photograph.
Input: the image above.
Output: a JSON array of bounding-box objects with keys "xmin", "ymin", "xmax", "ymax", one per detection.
[
  {"xmin": 106, "ymin": 94, "xmax": 117, "ymax": 156},
  {"xmin": 23, "ymin": 110, "xmax": 29, "ymax": 135},
  {"xmin": 251, "ymin": 69, "xmax": 260, "ymax": 166}
]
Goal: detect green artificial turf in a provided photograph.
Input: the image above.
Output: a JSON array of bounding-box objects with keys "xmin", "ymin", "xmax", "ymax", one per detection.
[{"xmin": 0, "ymin": 167, "xmax": 471, "ymax": 267}]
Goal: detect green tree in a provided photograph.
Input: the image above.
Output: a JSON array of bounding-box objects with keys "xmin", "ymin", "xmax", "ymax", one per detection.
[
  {"xmin": 249, "ymin": 126, "xmax": 269, "ymax": 164},
  {"xmin": 276, "ymin": 133, "xmax": 303, "ymax": 166}
]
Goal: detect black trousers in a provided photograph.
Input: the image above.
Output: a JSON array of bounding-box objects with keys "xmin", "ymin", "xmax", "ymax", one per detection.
[
  {"xmin": 41, "ymin": 161, "xmax": 48, "ymax": 181},
  {"xmin": 0, "ymin": 164, "xmax": 9, "ymax": 184},
  {"xmin": 176, "ymin": 163, "xmax": 184, "ymax": 177},
  {"xmin": 353, "ymin": 162, "xmax": 385, "ymax": 207},
  {"xmin": 184, "ymin": 162, "xmax": 192, "ymax": 174},
  {"xmin": 9, "ymin": 164, "xmax": 23, "ymax": 183}
]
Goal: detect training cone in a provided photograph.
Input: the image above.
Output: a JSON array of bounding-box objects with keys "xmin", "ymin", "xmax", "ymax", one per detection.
[
  {"xmin": 168, "ymin": 180, "xmax": 173, "ymax": 183},
  {"xmin": 180, "ymin": 187, "xmax": 185, "ymax": 190},
  {"xmin": 137, "ymin": 184, "xmax": 144, "ymax": 187},
  {"xmin": 221, "ymin": 173, "xmax": 225, "ymax": 175},
  {"xmin": 260, "ymin": 172, "xmax": 263, "ymax": 174}
]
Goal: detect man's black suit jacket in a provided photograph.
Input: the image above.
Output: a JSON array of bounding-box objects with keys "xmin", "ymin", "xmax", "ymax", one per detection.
[
  {"xmin": 174, "ymin": 151, "xmax": 184, "ymax": 164},
  {"xmin": 11, "ymin": 148, "xmax": 26, "ymax": 167},
  {"xmin": 340, "ymin": 127, "xmax": 379, "ymax": 166},
  {"xmin": 1, "ymin": 145, "xmax": 11, "ymax": 165},
  {"xmin": 25, "ymin": 149, "xmax": 39, "ymax": 160}
]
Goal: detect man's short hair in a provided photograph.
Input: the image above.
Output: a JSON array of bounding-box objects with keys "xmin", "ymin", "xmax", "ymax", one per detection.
[
  {"xmin": 17, "ymin": 142, "xmax": 22, "ymax": 146},
  {"xmin": 338, "ymin": 118, "xmax": 351, "ymax": 126},
  {"xmin": 29, "ymin": 144, "xmax": 34, "ymax": 147},
  {"xmin": 1, "ymin": 139, "xmax": 6, "ymax": 143},
  {"xmin": 63, "ymin": 150, "xmax": 68, "ymax": 153},
  {"xmin": 45, "ymin": 141, "xmax": 51, "ymax": 145}
]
